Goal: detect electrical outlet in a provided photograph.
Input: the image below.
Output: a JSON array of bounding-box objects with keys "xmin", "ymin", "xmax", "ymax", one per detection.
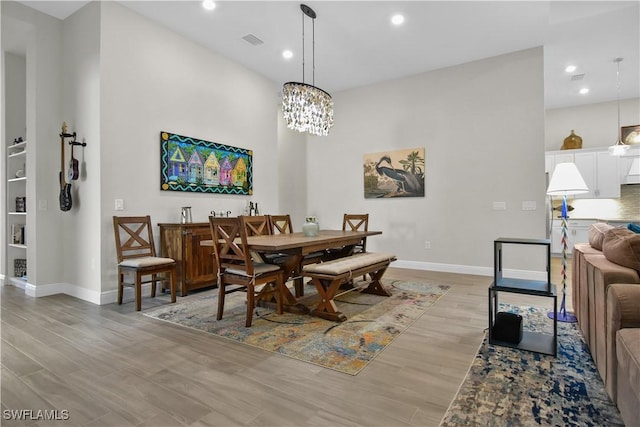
[
  {"xmin": 115, "ymin": 199, "xmax": 124, "ymax": 211},
  {"xmin": 424, "ymin": 241, "xmax": 431, "ymax": 249}
]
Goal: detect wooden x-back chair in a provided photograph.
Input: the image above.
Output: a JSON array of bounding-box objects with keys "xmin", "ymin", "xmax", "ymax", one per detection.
[
  {"xmin": 113, "ymin": 216, "xmax": 177, "ymax": 311},
  {"xmin": 343, "ymin": 213, "xmax": 369, "ymax": 254},
  {"xmin": 209, "ymin": 216, "xmax": 284, "ymax": 327},
  {"xmin": 268, "ymin": 214, "xmax": 324, "ymax": 297}
]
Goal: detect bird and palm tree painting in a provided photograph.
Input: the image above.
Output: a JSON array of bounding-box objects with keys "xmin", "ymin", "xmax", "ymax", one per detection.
[{"xmin": 363, "ymin": 148, "xmax": 425, "ymax": 198}]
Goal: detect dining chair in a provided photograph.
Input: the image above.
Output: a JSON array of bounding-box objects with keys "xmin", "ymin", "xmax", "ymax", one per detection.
[
  {"xmin": 269, "ymin": 214, "xmax": 294, "ymax": 235},
  {"xmin": 112, "ymin": 215, "xmax": 177, "ymax": 311},
  {"xmin": 209, "ymin": 216, "xmax": 284, "ymax": 327},
  {"xmin": 325, "ymin": 213, "xmax": 369, "ymax": 259},
  {"xmin": 343, "ymin": 213, "xmax": 369, "ymax": 254},
  {"xmin": 268, "ymin": 214, "xmax": 325, "ymax": 297},
  {"xmin": 323, "ymin": 213, "xmax": 370, "ymax": 281}
]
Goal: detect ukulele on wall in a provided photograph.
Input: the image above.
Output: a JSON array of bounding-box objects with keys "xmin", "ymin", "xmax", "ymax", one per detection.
[{"xmin": 68, "ymin": 135, "xmax": 79, "ymax": 181}]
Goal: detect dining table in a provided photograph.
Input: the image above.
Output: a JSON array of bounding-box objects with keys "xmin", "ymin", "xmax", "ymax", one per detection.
[{"xmin": 202, "ymin": 229, "xmax": 382, "ymax": 313}]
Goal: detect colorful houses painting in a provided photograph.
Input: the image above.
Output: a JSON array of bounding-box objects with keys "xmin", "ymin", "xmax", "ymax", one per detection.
[{"xmin": 160, "ymin": 131, "xmax": 253, "ymax": 195}]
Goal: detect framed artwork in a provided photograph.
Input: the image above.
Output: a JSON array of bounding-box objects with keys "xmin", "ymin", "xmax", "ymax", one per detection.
[
  {"xmin": 160, "ymin": 131, "xmax": 253, "ymax": 195},
  {"xmin": 363, "ymin": 147, "xmax": 425, "ymax": 198},
  {"xmin": 621, "ymin": 125, "xmax": 640, "ymax": 145}
]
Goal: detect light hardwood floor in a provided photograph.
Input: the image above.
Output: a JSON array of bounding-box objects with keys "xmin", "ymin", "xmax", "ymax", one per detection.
[{"xmin": 1, "ymin": 259, "xmax": 572, "ymax": 427}]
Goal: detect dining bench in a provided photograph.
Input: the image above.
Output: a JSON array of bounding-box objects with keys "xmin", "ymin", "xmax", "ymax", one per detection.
[{"xmin": 301, "ymin": 252, "xmax": 397, "ymax": 322}]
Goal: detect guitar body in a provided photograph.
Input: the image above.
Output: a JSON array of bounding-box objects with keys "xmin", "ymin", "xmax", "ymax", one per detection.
[
  {"xmin": 59, "ymin": 171, "xmax": 72, "ymax": 211},
  {"xmin": 68, "ymin": 157, "xmax": 79, "ymax": 181}
]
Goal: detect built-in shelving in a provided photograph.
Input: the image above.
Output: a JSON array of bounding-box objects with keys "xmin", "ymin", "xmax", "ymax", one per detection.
[{"xmin": 6, "ymin": 139, "xmax": 28, "ymax": 285}]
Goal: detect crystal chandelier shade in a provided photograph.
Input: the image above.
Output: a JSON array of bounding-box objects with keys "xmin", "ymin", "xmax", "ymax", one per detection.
[
  {"xmin": 282, "ymin": 82, "xmax": 334, "ymax": 136},
  {"xmin": 282, "ymin": 4, "xmax": 334, "ymax": 137}
]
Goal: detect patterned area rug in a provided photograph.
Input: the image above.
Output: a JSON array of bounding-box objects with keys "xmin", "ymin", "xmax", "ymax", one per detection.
[
  {"xmin": 144, "ymin": 280, "xmax": 450, "ymax": 375},
  {"xmin": 440, "ymin": 305, "xmax": 623, "ymax": 427}
]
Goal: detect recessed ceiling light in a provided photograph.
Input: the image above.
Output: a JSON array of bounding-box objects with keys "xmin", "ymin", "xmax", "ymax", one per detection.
[
  {"xmin": 282, "ymin": 50, "xmax": 293, "ymax": 59},
  {"xmin": 391, "ymin": 14, "xmax": 405, "ymax": 26},
  {"xmin": 202, "ymin": 0, "xmax": 216, "ymax": 11},
  {"xmin": 565, "ymin": 65, "xmax": 577, "ymax": 73},
  {"xmin": 579, "ymin": 88, "xmax": 590, "ymax": 95}
]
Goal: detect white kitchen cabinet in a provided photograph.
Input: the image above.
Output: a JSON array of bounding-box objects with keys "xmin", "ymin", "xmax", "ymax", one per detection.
[
  {"xmin": 546, "ymin": 148, "xmax": 620, "ymax": 199},
  {"xmin": 551, "ymin": 219, "xmax": 594, "ymax": 255}
]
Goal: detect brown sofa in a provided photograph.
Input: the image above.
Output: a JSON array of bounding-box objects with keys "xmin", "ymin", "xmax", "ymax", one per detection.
[{"xmin": 572, "ymin": 223, "xmax": 640, "ymax": 426}]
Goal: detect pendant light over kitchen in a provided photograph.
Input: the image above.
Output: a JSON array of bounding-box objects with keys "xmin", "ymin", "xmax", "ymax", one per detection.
[
  {"xmin": 609, "ymin": 57, "xmax": 630, "ymax": 156},
  {"xmin": 282, "ymin": 4, "xmax": 334, "ymax": 137}
]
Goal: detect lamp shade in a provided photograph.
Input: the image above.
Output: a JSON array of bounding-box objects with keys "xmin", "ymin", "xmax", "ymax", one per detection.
[{"xmin": 546, "ymin": 162, "xmax": 589, "ymax": 196}]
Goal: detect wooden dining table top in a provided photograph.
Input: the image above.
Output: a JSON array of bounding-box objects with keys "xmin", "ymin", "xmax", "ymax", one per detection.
[{"xmin": 201, "ymin": 229, "xmax": 381, "ymax": 255}]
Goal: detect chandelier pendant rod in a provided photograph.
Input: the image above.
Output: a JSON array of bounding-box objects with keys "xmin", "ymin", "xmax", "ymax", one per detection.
[
  {"xmin": 302, "ymin": 11, "xmax": 305, "ymax": 84},
  {"xmin": 312, "ymin": 17, "xmax": 315, "ymax": 86}
]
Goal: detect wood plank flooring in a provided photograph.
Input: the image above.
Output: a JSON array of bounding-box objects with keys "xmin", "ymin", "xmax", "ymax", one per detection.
[{"xmin": 1, "ymin": 260, "xmax": 572, "ymax": 426}]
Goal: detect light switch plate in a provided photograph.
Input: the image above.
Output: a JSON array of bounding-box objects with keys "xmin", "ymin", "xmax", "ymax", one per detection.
[
  {"xmin": 492, "ymin": 201, "xmax": 507, "ymax": 210},
  {"xmin": 115, "ymin": 199, "xmax": 124, "ymax": 211},
  {"xmin": 522, "ymin": 201, "xmax": 537, "ymax": 211}
]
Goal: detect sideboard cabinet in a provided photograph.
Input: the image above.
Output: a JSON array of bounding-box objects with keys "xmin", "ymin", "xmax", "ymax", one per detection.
[{"xmin": 158, "ymin": 223, "xmax": 216, "ymax": 296}]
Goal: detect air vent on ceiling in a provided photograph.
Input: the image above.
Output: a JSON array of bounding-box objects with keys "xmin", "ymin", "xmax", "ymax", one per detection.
[
  {"xmin": 242, "ymin": 34, "xmax": 264, "ymax": 46},
  {"xmin": 571, "ymin": 74, "xmax": 585, "ymax": 81}
]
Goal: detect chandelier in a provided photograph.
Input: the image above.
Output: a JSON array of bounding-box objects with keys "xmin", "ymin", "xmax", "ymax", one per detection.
[
  {"xmin": 608, "ymin": 57, "xmax": 630, "ymax": 156},
  {"xmin": 282, "ymin": 4, "xmax": 334, "ymax": 136}
]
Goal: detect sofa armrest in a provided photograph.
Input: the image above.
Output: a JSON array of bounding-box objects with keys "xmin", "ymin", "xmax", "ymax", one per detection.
[{"xmin": 605, "ymin": 283, "xmax": 640, "ymax": 402}]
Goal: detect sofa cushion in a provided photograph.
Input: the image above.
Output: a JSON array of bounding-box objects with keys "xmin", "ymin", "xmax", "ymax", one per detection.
[
  {"xmin": 603, "ymin": 228, "xmax": 640, "ymax": 272},
  {"xmin": 616, "ymin": 328, "xmax": 640, "ymax": 399},
  {"xmin": 589, "ymin": 223, "xmax": 614, "ymax": 250}
]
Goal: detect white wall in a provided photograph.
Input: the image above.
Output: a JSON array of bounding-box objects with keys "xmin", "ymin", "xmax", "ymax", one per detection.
[
  {"xmin": 2, "ymin": 1, "xmax": 64, "ymax": 291},
  {"xmin": 276, "ymin": 111, "xmax": 307, "ymax": 226},
  {"xmin": 61, "ymin": 1, "xmax": 102, "ymax": 296},
  {"xmin": 545, "ymin": 98, "xmax": 640, "ymax": 150},
  {"xmin": 302, "ymin": 48, "xmax": 547, "ymax": 273},
  {"xmin": 99, "ymin": 2, "xmax": 279, "ymax": 295}
]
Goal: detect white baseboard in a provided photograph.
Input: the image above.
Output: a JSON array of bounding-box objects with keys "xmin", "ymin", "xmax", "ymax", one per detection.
[
  {"xmin": 4, "ymin": 259, "xmax": 547, "ymax": 305},
  {"xmin": 391, "ymin": 260, "xmax": 548, "ymax": 281},
  {"xmin": 6, "ymin": 280, "xmax": 154, "ymax": 306}
]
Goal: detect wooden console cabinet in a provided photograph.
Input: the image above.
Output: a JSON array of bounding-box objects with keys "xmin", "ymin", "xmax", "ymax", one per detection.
[{"xmin": 158, "ymin": 223, "xmax": 216, "ymax": 296}]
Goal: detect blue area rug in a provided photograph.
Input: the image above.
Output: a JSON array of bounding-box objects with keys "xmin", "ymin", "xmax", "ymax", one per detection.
[{"xmin": 440, "ymin": 305, "xmax": 623, "ymax": 427}]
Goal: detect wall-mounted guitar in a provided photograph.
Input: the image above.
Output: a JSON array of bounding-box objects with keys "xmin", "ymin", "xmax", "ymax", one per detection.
[
  {"xmin": 68, "ymin": 134, "xmax": 80, "ymax": 181},
  {"xmin": 59, "ymin": 122, "xmax": 73, "ymax": 211}
]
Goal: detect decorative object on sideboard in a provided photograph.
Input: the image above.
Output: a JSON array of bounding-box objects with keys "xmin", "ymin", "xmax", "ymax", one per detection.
[
  {"xmin": 210, "ymin": 210, "xmax": 232, "ymax": 217},
  {"xmin": 281, "ymin": 4, "xmax": 334, "ymax": 137},
  {"xmin": 609, "ymin": 58, "xmax": 630, "ymax": 156},
  {"xmin": 561, "ymin": 130, "xmax": 583, "ymax": 150},
  {"xmin": 621, "ymin": 125, "xmax": 640, "ymax": 145},
  {"xmin": 546, "ymin": 162, "xmax": 589, "ymax": 323},
  {"xmin": 180, "ymin": 206, "xmax": 192, "ymax": 224}
]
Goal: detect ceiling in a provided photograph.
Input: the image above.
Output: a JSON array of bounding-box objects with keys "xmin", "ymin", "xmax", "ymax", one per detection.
[{"xmin": 8, "ymin": 1, "xmax": 640, "ymax": 109}]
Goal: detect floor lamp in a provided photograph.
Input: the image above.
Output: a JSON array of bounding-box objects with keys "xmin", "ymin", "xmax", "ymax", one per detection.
[{"xmin": 546, "ymin": 162, "xmax": 588, "ymax": 323}]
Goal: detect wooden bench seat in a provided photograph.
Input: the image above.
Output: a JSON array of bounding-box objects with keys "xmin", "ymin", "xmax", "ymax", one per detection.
[{"xmin": 301, "ymin": 252, "xmax": 397, "ymax": 321}]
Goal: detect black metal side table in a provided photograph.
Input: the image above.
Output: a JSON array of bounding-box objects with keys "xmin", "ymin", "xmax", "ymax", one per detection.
[{"xmin": 488, "ymin": 237, "xmax": 558, "ymax": 356}]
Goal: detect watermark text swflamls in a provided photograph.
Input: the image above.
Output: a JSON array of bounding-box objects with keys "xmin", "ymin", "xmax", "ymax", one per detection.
[{"xmin": 3, "ymin": 409, "xmax": 69, "ymax": 421}]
